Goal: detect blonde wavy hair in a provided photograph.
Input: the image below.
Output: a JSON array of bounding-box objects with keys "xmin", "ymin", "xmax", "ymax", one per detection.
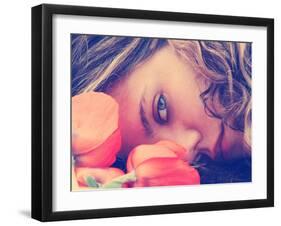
[{"xmin": 72, "ymin": 35, "xmax": 251, "ymax": 151}]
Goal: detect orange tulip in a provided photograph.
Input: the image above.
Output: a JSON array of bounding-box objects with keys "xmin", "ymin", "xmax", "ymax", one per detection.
[
  {"xmin": 156, "ymin": 140, "xmax": 188, "ymax": 161},
  {"xmin": 126, "ymin": 143, "xmax": 178, "ymax": 172},
  {"xmin": 126, "ymin": 140, "xmax": 200, "ymax": 187},
  {"xmin": 72, "ymin": 92, "xmax": 121, "ymax": 167},
  {"xmin": 134, "ymin": 158, "xmax": 200, "ymax": 187},
  {"xmin": 75, "ymin": 167, "xmax": 125, "ymax": 187},
  {"xmin": 127, "ymin": 140, "xmax": 188, "ymax": 172}
]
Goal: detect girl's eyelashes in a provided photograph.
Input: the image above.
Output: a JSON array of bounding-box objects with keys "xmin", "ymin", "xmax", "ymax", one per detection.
[{"xmin": 153, "ymin": 93, "xmax": 169, "ymax": 125}]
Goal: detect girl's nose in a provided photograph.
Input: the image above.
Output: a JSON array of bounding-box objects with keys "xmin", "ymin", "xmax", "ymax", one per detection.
[{"xmin": 173, "ymin": 129, "xmax": 202, "ymax": 162}]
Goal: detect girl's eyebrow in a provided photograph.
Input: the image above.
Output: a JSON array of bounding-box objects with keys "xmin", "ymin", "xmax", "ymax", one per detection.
[{"xmin": 139, "ymin": 94, "xmax": 154, "ymax": 138}]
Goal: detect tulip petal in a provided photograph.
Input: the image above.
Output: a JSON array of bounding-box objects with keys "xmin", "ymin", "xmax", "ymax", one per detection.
[
  {"xmin": 156, "ymin": 140, "xmax": 188, "ymax": 160},
  {"xmin": 75, "ymin": 129, "xmax": 121, "ymax": 167},
  {"xmin": 72, "ymin": 166, "xmax": 80, "ymax": 191},
  {"xmin": 72, "ymin": 92, "xmax": 119, "ymax": 155},
  {"xmin": 134, "ymin": 157, "xmax": 200, "ymax": 187},
  {"xmin": 127, "ymin": 144, "xmax": 178, "ymax": 172}
]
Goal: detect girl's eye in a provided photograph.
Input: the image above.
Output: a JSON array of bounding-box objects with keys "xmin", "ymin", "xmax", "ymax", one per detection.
[{"xmin": 153, "ymin": 93, "xmax": 169, "ymax": 124}]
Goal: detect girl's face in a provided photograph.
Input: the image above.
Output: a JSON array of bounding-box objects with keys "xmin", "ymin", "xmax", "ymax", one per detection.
[{"xmin": 107, "ymin": 45, "xmax": 243, "ymax": 162}]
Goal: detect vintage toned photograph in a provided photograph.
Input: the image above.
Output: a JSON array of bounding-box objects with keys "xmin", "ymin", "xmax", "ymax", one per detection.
[{"xmin": 71, "ymin": 34, "xmax": 252, "ymax": 191}]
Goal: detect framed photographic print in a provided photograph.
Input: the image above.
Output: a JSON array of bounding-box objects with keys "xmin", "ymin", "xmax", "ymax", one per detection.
[{"xmin": 31, "ymin": 3, "xmax": 274, "ymax": 222}]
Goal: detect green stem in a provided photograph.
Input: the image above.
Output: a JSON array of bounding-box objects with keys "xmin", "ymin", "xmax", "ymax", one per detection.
[{"xmin": 102, "ymin": 171, "xmax": 137, "ymax": 188}]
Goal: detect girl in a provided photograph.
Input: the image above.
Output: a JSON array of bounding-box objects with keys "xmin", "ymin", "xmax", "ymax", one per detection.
[{"xmin": 72, "ymin": 35, "xmax": 251, "ymax": 183}]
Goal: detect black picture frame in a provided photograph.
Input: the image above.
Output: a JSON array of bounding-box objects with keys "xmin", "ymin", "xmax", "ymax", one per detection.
[{"xmin": 31, "ymin": 3, "xmax": 274, "ymax": 222}]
